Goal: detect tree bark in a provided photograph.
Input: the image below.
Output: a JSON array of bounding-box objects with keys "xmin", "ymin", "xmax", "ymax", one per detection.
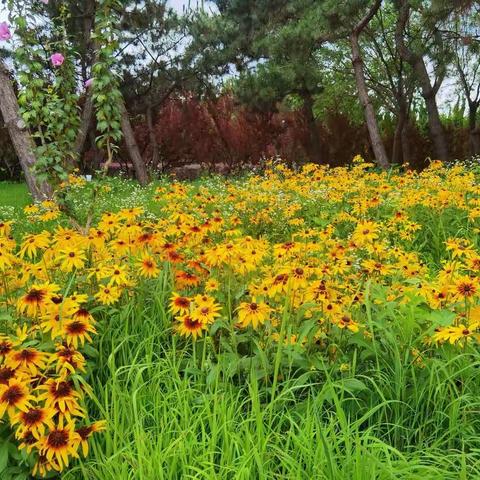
[
  {"xmin": 120, "ymin": 100, "xmax": 149, "ymax": 185},
  {"xmin": 301, "ymin": 90, "xmax": 323, "ymax": 164},
  {"xmin": 74, "ymin": 0, "xmax": 96, "ymax": 165},
  {"xmin": 401, "ymin": 122, "xmax": 412, "ymax": 166},
  {"xmin": 395, "ymin": 0, "xmax": 449, "ymax": 161},
  {"xmin": 0, "ymin": 61, "xmax": 51, "ymax": 201},
  {"xmin": 392, "ymin": 95, "xmax": 410, "ymax": 164},
  {"xmin": 468, "ymin": 102, "xmax": 480, "ymax": 156},
  {"xmin": 74, "ymin": 92, "xmax": 94, "ymax": 159},
  {"xmin": 146, "ymin": 105, "xmax": 160, "ymax": 171},
  {"xmin": 350, "ymin": 0, "xmax": 390, "ymax": 169},
  {"xmin": 392, "ymin": 112, "xmax": 404, "ymax": 165}
]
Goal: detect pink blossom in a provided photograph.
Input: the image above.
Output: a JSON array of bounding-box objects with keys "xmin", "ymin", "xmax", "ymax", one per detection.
[
  {"xmin": 40, "ymin": 0, "xmax": 49, "ymax": 4},
  {"xmin": 0, "ymin": 22, "xmax": 11, "ymax": 41},
  {"xmin": 85, "ymin": 78, "xmax": 93, "ymax": 88},
  {"xmin": 50, "ymin": 53, "xmax": 65, "ymax": 67}
]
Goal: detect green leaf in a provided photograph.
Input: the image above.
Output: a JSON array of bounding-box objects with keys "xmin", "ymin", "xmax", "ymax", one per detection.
[{"xmin": 0, "ymin": 441, "xmax": 9, "ymax": 473}]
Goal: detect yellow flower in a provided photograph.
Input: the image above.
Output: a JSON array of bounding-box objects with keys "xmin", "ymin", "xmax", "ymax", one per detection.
[
  {"xmin": 12, "ymin": 406, "xmax": 56, "ymax": 439},
  {"xmin": 17, "ymin": 283, "xmax": 59, "ymax": 317},
  {"xmin": 176, "ymin": 314, "xmax": 207, "ymax": 340},
  {"xmin": 95, "ymin": 285, "xmax": 122, "ymax": 305},
  {"xmin": 0, "ymin": 379, "xmax": 34, "ymax": 420},
  {"xmin": 37, "ymin": 417, "xmax": 81, "ymax": 470},
  {"xmin": 170, "ymin": 293, "xmax": 191, "ymax": 315},
  {"xmin": 137, "ymin": 253, "xmax": 159, "ymax": 278},
  {"xmin": 57, "ymin": 248, "xmax": 87, "ymax": 272},
  {"xmin": 19, "ymin": 231, "xmax": 50, "ymax": 258},
  {"xmin": 237, "ymin": 300, "xmax": 272, "ymax": 329}
]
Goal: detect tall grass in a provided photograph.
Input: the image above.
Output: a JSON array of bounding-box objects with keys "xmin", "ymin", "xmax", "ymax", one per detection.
[{"xmin": 64, "ymin": 272, "xmax": 480, "ymax": 480}]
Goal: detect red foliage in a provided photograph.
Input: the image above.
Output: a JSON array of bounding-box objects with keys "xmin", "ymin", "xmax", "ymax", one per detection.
[
  {"xmin": 134, "ymin": 93, "xmax": 326, "ymax": 172},
  {"xmin": 132, "ymin": 92, "xmax": 474, "ymax": 173}
]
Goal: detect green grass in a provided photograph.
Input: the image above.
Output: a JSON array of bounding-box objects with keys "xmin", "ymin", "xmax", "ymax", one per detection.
[
  {"xmin": 61, "ymin": 273, "xmax": 480, "ymax": 480},
  {"xmin": 0, "ymin": 182, "xmax": 31, "ymax": 209}
]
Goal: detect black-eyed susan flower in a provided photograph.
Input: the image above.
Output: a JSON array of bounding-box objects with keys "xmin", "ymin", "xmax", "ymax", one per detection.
[
  {"xmin": 37, "ymin": 417, "xmax": 80, "ymax": 470},
  {"xmin": 76, "ymin": 420, "xmax": 107, "ymax": 457},
  {"xmin": 57, "ymin": 248, "xmax": 87, "ymax": 272},
  {"xmin": 169, "ymin": 293, "xmax": 191, "ymax": 315},
  {"xmin": 237, "ymin": 300, "xmax": 272, "ymax": 329},
  {"xmin": 6, "ymin": 348, "xmax": 48, "ymax": 376},
  {"xmin": 62, "ymin": 316, "xmax": 96, "ymax": 348},
  {"xmin": 17, "ymin": 283, "xmax": 59, "ymax": 318},
  {"xmin": 52, "ymin": 344, "xmax": 87, "ymax": 376},
  {"xmin": 137, "ymin": 253, "xmax": 159, "ymax": 278},
  {"xmin": 37, "ymin": 379, "xmax": 84, "ymax": 419},
  {"xmin": 0, "ymin": 378, "xmax": 34, "ymax": 419},
  {"xmin": 94, "ymin": 285, "xmax": 122, "ymax": 305},
  {"xmin": 12, "ymin": 406, "xmax": 56, "ymax": 439},
  {"xmin": 176, "ymin": 314, "xmax": 206, "ymax": 340}
]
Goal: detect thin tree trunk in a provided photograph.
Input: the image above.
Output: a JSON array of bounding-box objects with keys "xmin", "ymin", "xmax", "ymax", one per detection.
[
  {"xmin": 146, "ymin": 105, "xmax": 160, "ymax": 171},
  {"xmin": 205, "ymin": 98, "xmax": 235, "ymax": 169},
  {"xmin": 350, "ymin": 0, "xmax": 390, "ymax": 169},
  {"xmin": 74, "ymin": 92, "xmax": 94, "ymax": 159},
  {"xmin": 120, "ymin": 100, "xmax": 149, "ymax": 185},
  {"xmin": 74, "ymin": 0, "xmax": 98, "ymax": 166},
  {"xmin": 468, "ymin": 102, "xmax": 480, "ymax": 156},
  {"xmin": 392, "ymin": 96, "xmax": 409, "ymax": 164},
  {"xmin": 401, "ymin": 122, "xmax": 412, "ymax": 166},
  {"xmin": 0, "ymin": 61, "xmax": 51, "ymax": 200},
  {"xmin": 395, "ymin": 0, "xmax": 448, "ymax": 161},
  {"xmin": 416, "ymin": 63, "xmax": 448, "ymax": 160},
  {"xmin": 301, "ymin": 90, "xmax": 323, "ymax": 164},
  {"xmin": 392, "ymin": 111, "xmax": 405, "ymax": 165}
]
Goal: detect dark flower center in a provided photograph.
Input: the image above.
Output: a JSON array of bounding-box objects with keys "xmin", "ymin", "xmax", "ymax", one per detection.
[
  {"xmin": 25, "ymin": 289, "xmax": 45, "ymax": 303},
  {"xmin": 47, "ymin": 430, "xmax": 69, "ymax": 449},
  {"xmin": 1, "ymin": 385, "xmax": 24, "ymax": 405},
  {"xmin": 16, "ymin": 349, "xmax": 38, "ymax": 362},
  {"xmin": 50, "ymin": 381, "xmax": 73, "ymax": 399},
  {"xmin": 22, "ymin": 408, "xmax": 44, "ymax": 425},
  {"xmin": 184, "ymin": 317, "xmax": 202, "ymax": 330},
  {"xmin": 66, "ymin": 321, "xmax": 87, "ymax": 335},
  {"xmin": 51, "ymin": 295, "xmax": 63, "ymax": 305},
  {"xmin": 0, "ymin": 367, "xmax": 15, "ymax": 384},
  {"xmin": 76, "ymin": 425, "xmax": 93, "ymax": 440}
]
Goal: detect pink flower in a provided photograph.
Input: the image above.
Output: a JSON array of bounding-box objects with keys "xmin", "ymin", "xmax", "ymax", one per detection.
[
  {"xmin": 40, "ymin": 0, "xmax": 49, "ymax": 4},
  {"xmin": 85, "ymin": 78, "xmax": 93, "ymax": 88},
  {"xmin": 0, "ymin": 22, "xmax": 11, "ymax": 41},
  {"xmin": 50, "ymin": 53, "xmax": 65, "ymax": 67}
]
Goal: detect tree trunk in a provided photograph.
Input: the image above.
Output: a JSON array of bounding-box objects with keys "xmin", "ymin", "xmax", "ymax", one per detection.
[
  {"xmin": 301, "ymin": 90, "xmax": 323, "ymax": 164},
  {"xmin": 146, "ymin": 105, "xmax": 160, "ymax": 171},
  {"xmin": 205, "ymin": 98, "xmax": 235, "ymax": 169},
  {"xmin": 468, "ymin": 102, "xmax": 480, "ymax": 156},
  {"xmin": 395, "ymin": 0, "xmax": 448, "ymax": 161},
  {"xmin": 0, "ymin": 61, "xmax": 51, "ymax": 201},
  {"xmin": 415, "ymin": 61, "xmax": 448, "ymax": 160},
  {"xmin": 392, "ymin": 95, "xmax": 410, "ymax": 164},
  {"xmin": 350, "ymin": 1, "xmax": 390, "ymax": 169},
  {"xmin": 74, "ymin": 92, "xmax": 94, "ymax": 159},
  {"xmin": 392, "ymin": 111, "xmax": 405, "ymax": 165},
  {"xmin": 120, "ymin": 100, "xmax": 149, "ymax": 185},
  {"xmin": 401, "ymin": 122, "xmax": 412, "ymax": 166}
]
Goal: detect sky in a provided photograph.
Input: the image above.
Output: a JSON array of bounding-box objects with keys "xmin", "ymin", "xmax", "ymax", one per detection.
[{"xmin": 0, "ymin": 1, "xmax": 195, "ymax": 21}]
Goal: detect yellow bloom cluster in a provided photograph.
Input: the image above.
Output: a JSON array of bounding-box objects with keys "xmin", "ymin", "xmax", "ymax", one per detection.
[{"xmin": 1, "ymin": 159, "xmax": 480, "ymax": 474}]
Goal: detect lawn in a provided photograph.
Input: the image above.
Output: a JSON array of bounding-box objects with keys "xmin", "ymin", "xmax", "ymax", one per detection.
[
  {"xmin": 0, "ymin": 161, "xmax": 480, "ymax": 479},
  {"xmin": 0, "ymin": 182, "xmax": 31, "ymax": 208}
]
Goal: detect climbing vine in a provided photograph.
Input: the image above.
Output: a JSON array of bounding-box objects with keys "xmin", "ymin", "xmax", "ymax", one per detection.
[
  {"xmin": 8, "ymin": 1, "xmax": 80, "ymax": 186},
  {"xmin": 91, "ymin": 0, "xmax": 123, "ymax": 169}
]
